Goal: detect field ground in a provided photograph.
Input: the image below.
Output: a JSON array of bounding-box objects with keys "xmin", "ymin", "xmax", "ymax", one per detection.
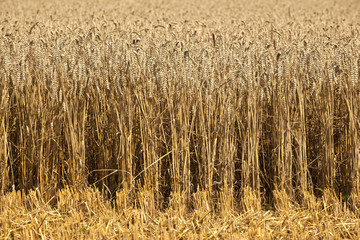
[
  {"xmin": 1, "ymin": 0, "xmax": 360, "ymax": 239},
  {"xmin": 1, "ymin": 187, "xmax": 360, "ymax": 239}
]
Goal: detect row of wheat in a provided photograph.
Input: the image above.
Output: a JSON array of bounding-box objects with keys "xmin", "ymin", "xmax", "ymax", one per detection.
[{"xmin": 1, "ymin": 0, "xmax": 360, "ymax": 214}]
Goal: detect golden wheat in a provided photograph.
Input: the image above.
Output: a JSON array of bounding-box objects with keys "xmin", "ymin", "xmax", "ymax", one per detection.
[{"xmin": 1, "ymin": 0, "xmax": 360, "ymax": 238}]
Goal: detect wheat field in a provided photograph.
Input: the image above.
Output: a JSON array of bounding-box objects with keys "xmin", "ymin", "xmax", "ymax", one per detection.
[{"xmin": 1, "ymin": 0, "xmax": 360, "ymax": 238}]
